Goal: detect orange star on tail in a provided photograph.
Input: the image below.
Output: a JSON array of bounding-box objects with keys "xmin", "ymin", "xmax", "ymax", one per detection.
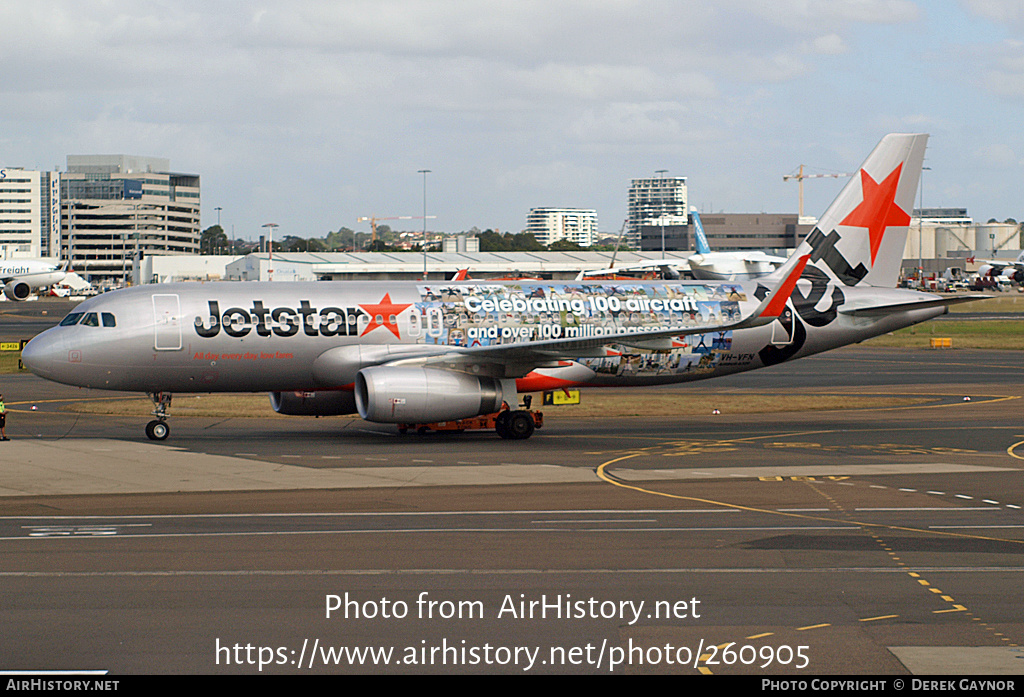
[{"xmin": 840, "ymin": 164, "xmax": 910, "ymax": 266}]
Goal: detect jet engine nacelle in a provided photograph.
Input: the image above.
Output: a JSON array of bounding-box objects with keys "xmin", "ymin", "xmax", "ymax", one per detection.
[
  {"xmin": 269, "ymin": 390, "xmax": 357, "ymax": 416},
  {"xmin": 3, "ymin": 280, "xmax": 31, "ymax": 301},
  {"xmin": 355, "ymin": 366, "xmax": 506, "ymax": 423}
]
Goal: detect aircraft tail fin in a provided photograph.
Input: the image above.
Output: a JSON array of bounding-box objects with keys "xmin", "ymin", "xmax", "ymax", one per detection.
[
  {"xmin": 774, "ymin": 133, "xmax": 928, "ymax": 288},
  {"xmin": 691, "ymin": 211, "xmax": 711, "ymax": 255}
]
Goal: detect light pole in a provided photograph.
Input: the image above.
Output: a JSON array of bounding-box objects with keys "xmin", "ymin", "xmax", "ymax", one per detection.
[
  {"xmin": 655, "ymin": 169, "xmax": 668, "ymax": 259},
  {"xmin": 917, "ymin": 166, "xmax": 930, "ymax": 285},
  {"xmin": 418, "ymin": 169, "xmax": 431, "ymax": 279},
  {"xmin": 215, "ymin": 207, "xmax": 223, "ymax": 253},
  {"xmin": 262, "ymin": 222, "xmax": 278, "ymax": 281}
]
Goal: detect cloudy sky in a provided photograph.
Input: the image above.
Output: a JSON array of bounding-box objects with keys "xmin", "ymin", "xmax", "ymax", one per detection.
[{"xmin": 2, "ymin": 1, "xmax": 1023, "ymax": 241}]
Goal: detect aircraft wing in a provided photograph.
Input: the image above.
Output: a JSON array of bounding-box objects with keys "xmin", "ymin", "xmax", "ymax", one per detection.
[
  {"xmin": 838, "ymin": 294, "xmax": 992, "ymax": 317},
  {"xmin": 575, "ymin": 258, "xmax": 687, "ymax": 280},
  {"xmin": 741, "ymin": 252, "xmax": 786, "ymax": 266},
  {"xmin": 968, "ymin": 252, "xmax": 1024, "ymax": 271}
]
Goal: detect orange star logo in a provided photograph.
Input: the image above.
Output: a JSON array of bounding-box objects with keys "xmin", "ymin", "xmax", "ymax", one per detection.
[
  {"xmin": 358, "ymin": 293, "xmax": 412, "ymax": 338},
  {"xmin": 840, "ymin": 163, "xmax": 910, "ymax": 266}
]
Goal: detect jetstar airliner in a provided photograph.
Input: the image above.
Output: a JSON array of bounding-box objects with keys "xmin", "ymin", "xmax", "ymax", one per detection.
[
  {"xmin": 0, "ymin": 258, "xmax": 67, "ymax": 300},
  {"xmin": 23, "ymin": 134, "xmax": 977, "ymax": 440}
]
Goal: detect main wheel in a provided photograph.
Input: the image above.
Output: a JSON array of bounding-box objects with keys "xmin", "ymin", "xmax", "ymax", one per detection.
[
  {"xmin": 506, "ymin": 411, "xmax": 535, "ymax": 440},
  {"xmin": 495, "ymin": 411, "xmax": 512, "ymax": 439},
  {"xmin": 145, "ymin": 419, "xmax": 170, "ymax": 441}
]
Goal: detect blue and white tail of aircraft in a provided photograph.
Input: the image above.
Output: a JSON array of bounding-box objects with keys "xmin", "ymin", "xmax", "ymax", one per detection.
[{"xmin": 692, "ymin": 210, "xmax": 712, "ymax": 256}]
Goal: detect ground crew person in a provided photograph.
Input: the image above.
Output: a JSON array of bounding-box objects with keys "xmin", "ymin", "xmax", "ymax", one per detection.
[{"xmin": 0, "ymin": 394, "xmax": 8, "ymax": 441}]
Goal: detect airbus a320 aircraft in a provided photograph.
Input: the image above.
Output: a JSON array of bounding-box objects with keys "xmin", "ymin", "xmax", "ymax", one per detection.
[
  {"xmin": 23, "ymin": 134, "xmax": 975, "ymax": 441},
  {"xmin": 0, "ymin": 258, "xmax": 67, "ymax": 301}
]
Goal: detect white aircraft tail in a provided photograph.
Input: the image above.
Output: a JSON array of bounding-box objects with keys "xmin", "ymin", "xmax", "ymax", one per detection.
[{"xmin": 772, "ymin": 133, "xmax": 928, "ymax": 288}]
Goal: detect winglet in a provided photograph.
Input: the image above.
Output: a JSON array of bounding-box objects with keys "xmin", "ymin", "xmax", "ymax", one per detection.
[{"xmin": 757, "ymin": 254, "xmax": 810, "ymax": 319}]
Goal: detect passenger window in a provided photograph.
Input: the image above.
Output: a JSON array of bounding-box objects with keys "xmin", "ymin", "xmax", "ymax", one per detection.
[
  {"xmin": 59, "ymin": 312, "xmax": 84, "ymax": 326},
  {"xmin": 102, "ymin": 313, "xmax": 116, "ymax": 327},
  {"xmin": 81, "ymin": 312, "xmax": 99, "ymax": 327}
]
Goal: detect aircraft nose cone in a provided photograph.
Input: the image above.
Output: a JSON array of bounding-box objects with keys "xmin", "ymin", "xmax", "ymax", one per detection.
[{"xmin": 21, "ymin": 331, "xmax": 64, "ymax": 380}]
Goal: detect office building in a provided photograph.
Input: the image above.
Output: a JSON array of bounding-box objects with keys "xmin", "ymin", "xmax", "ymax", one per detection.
[
  {"xmin": 627, "ymin": 175, "xmax": 688, "ymax": 248},
  {"xmin": 61, "ymin": 155, "xmax": 200, "ymax": 286},
  {"xmin": 0, "ymin": 167, "xmax": 60, "ymax": 258}
]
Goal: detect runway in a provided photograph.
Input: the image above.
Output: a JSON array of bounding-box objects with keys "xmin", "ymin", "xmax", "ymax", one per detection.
[{"xmin": 1, "ymin": 346, "xmax": 1024, "ymax": 674}]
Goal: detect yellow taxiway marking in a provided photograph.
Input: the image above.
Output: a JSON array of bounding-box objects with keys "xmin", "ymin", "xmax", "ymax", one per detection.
[
  {"xmin": 595, "ymin": 454, "xmax": 1024, "ymax": 547},
  {"xmin": 1008, "ymin": 441, "xmax": 1024, "ymax": 461}
]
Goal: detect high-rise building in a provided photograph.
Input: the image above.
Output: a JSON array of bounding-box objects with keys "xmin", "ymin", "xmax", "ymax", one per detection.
[
  {"xmin": 61, "ymin": 155, "xmax": 200, "ymax": 286},
  {"xmin": 0, "ymin": 167, "xmax": 60, "ymax": 259},
  {"xmin": 526, "ymin": 208, "xmax": 598, "ymax": 247},
  {"xmin": 627, "ymin": 175, "xmax": 688, "ymax": 249}
]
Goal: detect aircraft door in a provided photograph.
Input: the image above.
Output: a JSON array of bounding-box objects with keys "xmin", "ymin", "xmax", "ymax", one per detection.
[
  {"xmin": 426, "ymin": 307, "xmax": 443, "ymax": 339},
  {"xmin": 407, "ymin": 308, "xmax": 422, "ymax": 338},
  {"xmin": 153, "ymin": 294, "xmax": 182, "ymax": 350}
]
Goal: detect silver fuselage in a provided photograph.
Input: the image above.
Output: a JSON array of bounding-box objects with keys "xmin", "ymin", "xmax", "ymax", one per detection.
[{"xmin": 22, "ymin": 278, "xmax": 945, "ymax": 395}]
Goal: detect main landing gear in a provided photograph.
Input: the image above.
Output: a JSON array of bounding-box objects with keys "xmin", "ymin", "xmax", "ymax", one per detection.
[
  {"xmin": 396, "ymin": 397, "xmax": 543, "ymax": 440},
  {"xmin": 495, "ymin": 395, "xmax": 539, "ymax": 440},
  {"xmin": 146, "ymin": 392, "xmax": 172, "ymax": 441},
  {"xmin": 494, "ymin": 408, "xmax": 536, "ymax": 440}
]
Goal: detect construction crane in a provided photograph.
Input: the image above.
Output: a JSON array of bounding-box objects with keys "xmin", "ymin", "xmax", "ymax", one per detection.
[
  {"xmin": 357, "ymin": 215, "xmax": 437, "ymax": 246},
  {"xmin": 783, "ymin": 165, "xmax": 853, "ymax": 219}
]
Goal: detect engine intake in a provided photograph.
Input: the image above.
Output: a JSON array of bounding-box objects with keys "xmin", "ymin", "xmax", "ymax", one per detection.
[
  {"xmin": 355, "ymin": 366, "xmax": 505, "ymax": 423},
  {"xmin": 4, "ymin": 280, "xmax": 31, "ymax": 301}
]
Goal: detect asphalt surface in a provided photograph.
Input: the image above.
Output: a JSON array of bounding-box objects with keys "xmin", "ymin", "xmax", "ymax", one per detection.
[{"xmin": 1, "ymin": 300, "xmax": 1024, "ymax": 675}]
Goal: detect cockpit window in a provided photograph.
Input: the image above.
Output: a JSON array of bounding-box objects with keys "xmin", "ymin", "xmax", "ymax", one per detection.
[
  {"xmin": 81, "ymin": 312, "xmax": 99, "ymax": 327},
  {"xmin": 59, "ymin": 312, "xmax": 84, "ymax": 326},
  {"xmin": 102, "ymin": 312, "xmax": 116, "ymax": 327}
]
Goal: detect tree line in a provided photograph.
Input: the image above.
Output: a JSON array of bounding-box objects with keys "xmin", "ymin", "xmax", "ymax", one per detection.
[{"xmin": 199, "ymin": 225, "xmax": 626, "ymax": 254}]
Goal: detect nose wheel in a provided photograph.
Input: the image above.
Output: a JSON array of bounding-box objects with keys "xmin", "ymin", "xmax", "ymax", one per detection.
[
  {"xmin": 146, "ymin": 392, "xmax": 172, "ymax": 441},
  {"xmin": 145, "ymin": 419, "xmax": 170, "ymax": 441}
]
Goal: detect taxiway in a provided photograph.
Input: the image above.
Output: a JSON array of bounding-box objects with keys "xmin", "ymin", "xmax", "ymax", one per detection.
[{"xmin": 1, "ymin": 345, "xmax": 1023, "ymax": 674}]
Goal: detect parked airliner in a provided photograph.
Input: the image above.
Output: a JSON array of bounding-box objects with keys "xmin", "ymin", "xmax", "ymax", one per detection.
[
  {"xmin": 685, "ymin": 210, "xmax": 787, "ymax": 281},
  {"xmin": 968, "ymin": 250, "xmax": 1024, "ymax": 285},
  {"xmin": 0, "ymin": 258, "xmax": 66, "ymax": 300}
]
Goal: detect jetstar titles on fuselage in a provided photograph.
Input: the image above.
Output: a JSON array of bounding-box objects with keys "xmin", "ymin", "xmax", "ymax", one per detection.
[{"xmin": 194, "ymin": 300, "xmax": 370, "ymax": 338}]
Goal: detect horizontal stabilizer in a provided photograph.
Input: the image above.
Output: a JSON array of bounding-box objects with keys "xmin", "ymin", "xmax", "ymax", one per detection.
[{"xmin": 838, "ymin": 294, "xmax": 992, "ymax": 317}]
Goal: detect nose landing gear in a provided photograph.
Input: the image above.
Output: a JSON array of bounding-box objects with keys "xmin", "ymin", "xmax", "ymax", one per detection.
[{"xmin": 146, "ymin": 392, "xmax": 172, "ymax": 441}]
